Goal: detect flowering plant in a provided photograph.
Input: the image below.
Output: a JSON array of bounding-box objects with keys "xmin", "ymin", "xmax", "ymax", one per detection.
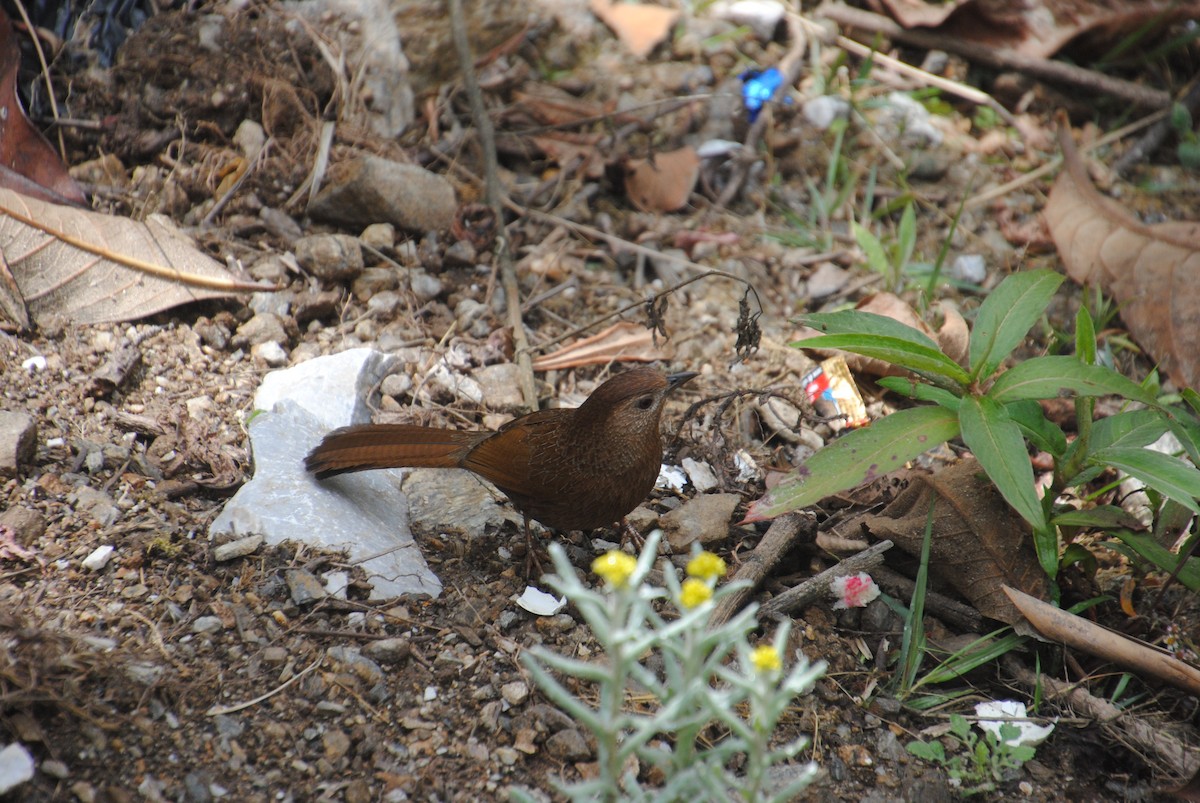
[{"xmin": 515, "ymin": 532, "xmax": 826, "ymax": 802}]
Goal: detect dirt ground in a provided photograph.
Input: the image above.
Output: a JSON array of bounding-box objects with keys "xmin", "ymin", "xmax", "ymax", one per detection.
[{"xmin": 0, "ymin": 1, "xmax": 1197, "ymax": 801}]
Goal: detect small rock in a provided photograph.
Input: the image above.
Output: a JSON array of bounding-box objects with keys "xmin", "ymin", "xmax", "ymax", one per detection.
[
  {"xmin": 258, "ymin": 209, "xmax": 303, "ymax": 247},
  {"xmin": 409, "ymin": 269, "xmax": 443, "ymax": 302},
  {"xmin": 380, "ymin": 372, "xmax": 413, "ymax": 399},
  {"xmin": 500, "ymin": 681, "xmax": 529, "ymax": 706},
  {"xmin": 192, "ymin": 616, "xmax": 223, "ymax": 634},
  {"xmin": 0, "ymin": 743, "xmax": 34, "ymax": 794},
  {"xmin": 40, "ymin": 759, "xmax": 69, "ymax": 780},
  {"xmin": 367, "ymin": 290, "xmax": 402, "ymax": 317},
  {"xmin": 232, "ymin": 313, "xmax": 288, "ymax": 349},
  {"xmin": 309, "ymin": 155, "xmax": 457, "ymax": 232},
  {"xmin": 660, "ymin": 493, "xmax": 740, "ymax": 551},
  {"xmin": 81, "ymin": 545, "xmax": 116, "ymax": 571},
  {"xmin": 262, "ymin": 646, "xmax": 288, "ymax": 664},
  {"xmin": 363, "ymin": 638, "xmax": 410, "ymax": 664},
  {"xmin": 361, "ymin": 222, "xmax": 395, "ymax": 251},
  {"xmin": 494, "ymin": 747, "xmax": 520, "ymax": 766},
  {"xmin": 212, "ymin": 534, "xmax": 264, "ymax": 562},
  {"xmin": 69, "ymin": 487, "xmax": 120, "ymax": 527},
  {"xmin": 0, "ymin": 508, "xmax": 45, "ymax": 546},
  {"xmin": 252, "ymin": 341, "xmax": 289, "ymax": 367},
  {"xmin": 294, "ymin": 233, "xmax": 365, "ymax": 282},
  {"xmin": 545, "ymin": 729, "xmax": 590, "ymax": 760},
  {"xmin": 444, "ymin": 239, "xmax": 476, "ymax": 267},
  {"xmin": 70, "ymin": 780, "xmax": 96, "ymax": 803},
  {"xmin": 285, "ymin": 569, "xmax": 327, "ymax": 606},
  {"xmin": 323, "ymin": 570, "xmax": 349, "ymax": 599},
  {"xmin": 322, "ymin": 729, "xmax": 352, "ymax": 762},
  {"xmin": 344, "ymin": 779, "xmax": 372, "ymax": 803},
  {"xmin": 0, "ymin": 411, "xmax": 36, "ymax": 478},
  {"xmin": 472, "ymin": 364, "xmax": 526, "ymax": 412},
  {"xmin": 803, "ymin": 95, "xmax": 850, "ymax": 130},
  {"xmin": 950, "ymin": 254, "xmax": 987, "ymax": 285}
]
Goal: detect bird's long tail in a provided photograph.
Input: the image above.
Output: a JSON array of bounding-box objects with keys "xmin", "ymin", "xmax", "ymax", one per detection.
[{"xmin": 304, "ymin": 424, "xmax": 490, "ymax": 479}]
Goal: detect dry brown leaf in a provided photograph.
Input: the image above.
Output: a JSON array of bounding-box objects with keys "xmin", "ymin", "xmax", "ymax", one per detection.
[
  {"xmin": 530, "ymin": 133, "xmax": 606, "ymax": 179},
  {"xmin": 875, "ymin": 0, "xmax": 1200, "ymax": 59},
  {"xmin": 1044, "ymin": 120, "xmax": 1200, "ymax": 390},
  {"xmin": 589, "ymin": 0, "xmax": 680, "ymax": 59},
  {"xmin": 0, "ymin": 188, "xmax": 271, "ymax": 326},
  {"xmin": 532, "ymin": 322, "xmax": 669, "ymax": 371},
  {"xmin": 1004, "ymin": 585, "xmax": 1200, "ymax": 697},
  {"xmin": 862, "ymin": 458, "xmax": 1049, "ymax": 625},
  {"xmin": 623, "ymin": 147, "xmax": 700, "ymax": 213}
]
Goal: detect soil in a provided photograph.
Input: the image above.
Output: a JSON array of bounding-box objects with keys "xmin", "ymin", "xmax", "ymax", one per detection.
[{"xmin": 0, "ymin": 2, "xmax": 1196, "ymax": 801}]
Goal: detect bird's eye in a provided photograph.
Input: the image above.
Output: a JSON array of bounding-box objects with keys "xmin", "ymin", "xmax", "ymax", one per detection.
[{"xmin": 635, "ymin": 396, "xmax": 655, "ymax": 410}]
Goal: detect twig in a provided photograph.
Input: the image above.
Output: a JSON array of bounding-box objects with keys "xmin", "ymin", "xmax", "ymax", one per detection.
[
  {"xmin": 1113, "ymin": 78, "xmax": 1200, "ymax": 176},
  {"xmin": 759, "ymin": 539, "xmax": 893, "ymax": 619},
  {"xmin": 710, "ymin": 513, "xmax": 814, "ymax": 628},
  {"xmin": 206, "ymin": 654, "xmax": 322, "ymax": 716},
  {"xmin": 818, "ymin": 3, "xmax": 1170, "ymax": 110},
  {"xmin": 447, "ymin": 0, "xmax": 538, "ymax": 412}
]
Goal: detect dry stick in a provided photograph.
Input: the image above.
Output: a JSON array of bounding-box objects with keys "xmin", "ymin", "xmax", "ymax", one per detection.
[
  {"xmin": 709, "ymin": 513, "xmax": 813, "ymax": 628},
  {"xmin": 794, "ymin": 12, "xmax": 1018, "ymax": 130},
  {"xmin": 447, "ymin": 0, "xmax": 538, "ymax": 412},
  {"xmin": 1113, "ymin": 78, "xmax": 1200, "ymax": 176},
  {"xmin": 818, "ymin": 3, "xmax": 1170, "ymax": 110},
  {"xmin": 871, "ymin": 565, "xmax": 982, "ymax": 632},
  {"xmin": 760, "ymin": 539, "xmax": 894, "ymax": 619},
  {"xmin": 1002, "ymin": 655, "xmax": 1200, "ymax": 781}
]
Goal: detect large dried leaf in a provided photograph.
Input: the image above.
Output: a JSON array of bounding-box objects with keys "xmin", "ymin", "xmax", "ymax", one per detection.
[
  {"xmin": 531, "ymin": 322, "xmax": 669, "ymax": 371},
  {"xmin": 0, "ymin": 189, "xmax": 269, "ymax": 326},
  {"xmin": 861, "ymin": 458, "xmax": 1049, "ymax": 625},
  {"xmin": 623, "ymin": 147, "xmax": 700, "ymax": 213},
  {"xmin": 1044, "ymin": 122, "xmax": 1200, "ymax": 391},
  {"xmin": 589, "ymin": 0, "xmax": 680, "ymax": 59},
  {"xmin": 875, "ymin": 0, "xmax": 1200, "ymax": 59}
]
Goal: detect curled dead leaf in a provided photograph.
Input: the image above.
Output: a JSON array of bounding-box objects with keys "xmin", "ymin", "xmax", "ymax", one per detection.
[
  {"xmin": 623, "ymin": 147, "xmax": 700, "ymax": 213},
  {"xmin": 0, "ymin": 188, "xmax": 272, "ymax": 326},
  {"xmin": 589, "ymin": 0, "xmax": 680, "ymax": 59},
  {"xmin": 532, "ymin": 322, "xmax": 669, "ymax": 371},
  {"xmin": 1044, "ymin": 120, "xmax": 1200, "ymax": 390}
]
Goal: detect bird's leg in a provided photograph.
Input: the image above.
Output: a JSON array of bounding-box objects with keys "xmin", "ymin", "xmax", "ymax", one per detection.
[
  {"xmin": 522, "ymin": 514, "xmax": 546, "ymax": 580},
  {"xmin": 618, "ymin": 517, "xmax": 645, "ymax": 551}
]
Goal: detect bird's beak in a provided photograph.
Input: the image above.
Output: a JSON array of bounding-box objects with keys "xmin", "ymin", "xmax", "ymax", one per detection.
[{"xmin": 667, "ymin": 371, "xmax": 698, "ymax": 391}]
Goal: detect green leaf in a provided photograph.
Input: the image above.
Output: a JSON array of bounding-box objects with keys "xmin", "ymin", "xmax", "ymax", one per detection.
[
  {"xmin": 744, "ymin": 406, "xmax": 961, "ymax": 521},
  {"xmin": 1052, "ymin": 505, "xmax": 1145, "ymax": 530},
  {"xmin": 1111, "ymin": 530, "xmax": 1200, "ymax": 591},
  {"xmin": 878, "ymin": 376, "xmax": 962, "ymax": 410},
  {"xmin": 969, "ymin": 270, "xmax": 1064, "ymax": 381},
  {"xmin": 1090, "ymin": 446, "xmax": 1200, "ymax": 514},
  {"xmin": 988, "ymin": 356, "xmax": 1158, "ymax": 406},
  {"xmin": 795, "ymin": 310, "xmax": 939, "ymax": 347},
  {"xmin": 958, "ymin": 395, "xmax": 1048, "ymax": 533},
  {"xmin": 898, "ymin": 203, "xmax": 917, "ymax": 268},
  {"xmin": 793, "ymin": 334, "xmax": 970, "ymax": 386},
  {"xmin": 1076, "ymin": 304, "xmax": 1097, "ymax": 365},
  {"xmin": 1090, "ymin": 409, "xmax": 1170, "ymax": 451},
  {"xmin": 1005, "ymin": 399, "xmax": 1066, "ymax": 456},
  {"xmin": 853, "ymin": 221, "xmax": 890, "ymax": 275}
]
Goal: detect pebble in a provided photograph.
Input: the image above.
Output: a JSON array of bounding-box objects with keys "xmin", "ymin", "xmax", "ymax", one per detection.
[
  {"xmin": 322, "ymin": 730, "xmax": 351, "ymax": 762},
  {"xmin": 950, "ymin": 253, "xmax": 987, "ymax": 285},
  {"xmin": 344, "ymin": 779, "xmax": 373, "ymax": 803},
  {"xmin": 294, "ymin": 233, "xmax": 365, "ymax": 281},
  {"xmin": 232, "ymin": 313, "xmax": 288, "ymax": 349},
  {"xmin": 262, "ymin": 646, "xmax": 288, "ymax": 664},
  {"xmin": 681, "ymin": 458, "xmax": 719, "ymax": 493},
  {"xmin": 192, "ymin": 616, "xmax": 223, "ymax": 634},
  {"xmin": 546, "ymin": 729, "xmax": 590, "ymax": 760},
  {"xmin": 661, "ymin": 493, "xmax": 740, "ymax": 551},
  {"xmin": 360, "ymin": 222, "xmax": 395, "ymax": 251},
  {"xmin": 0, "ymin": 411, "xmax": 36, "ymax": 478},
  {"xmin": 308, "ymin": 155, "xmax": 457, "ymax": 233},
  {"xmin": 409, "ymin": 270, "xmax": 443, "ymax": 302},
  {"xmin": 380, "ymin": 373, "xmax": 413, "ymax": 399},
  {"xmin": 363, "ymin": 638, "xmax": 410, "ymax": 664},
  {"xmin": 285, "ymin": 569, "xmax": 327, "ymax": 606},
  {"xmin": 82, "ymin": 545, "xmax": 116, "ymax": 571},
  {"xmin": 0, "ymin": 743, "xmax": 34, "ymax": 794},
  {"xmin": 500, "ymin": 681, "xmax": 529, "ymax": 706},
  {"xmin": 252, "ymin": 341, "xmax": 289, "ymax": 367},
  {"xmin": 494, "ymin": 747, "xmax": 520, "ymax": 766},
  {"xmin": 212, "ymin": 535, "xmax": 263, "ymax": 562},
  {"xmin": 0, "ymin": 508, "xmax": 46, "ymax": 545},
  {"xmin": 41, "ymin": 759, "xmax": 69, "ymax": 779}
]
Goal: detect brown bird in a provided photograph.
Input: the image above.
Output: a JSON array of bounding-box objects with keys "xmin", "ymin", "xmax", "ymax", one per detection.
[{"xmin": 305, "ymin": 368, "xmax": 697, "ymax": 561}]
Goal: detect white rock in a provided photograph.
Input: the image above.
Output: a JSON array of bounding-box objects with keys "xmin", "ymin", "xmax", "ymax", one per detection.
[
  {"xmin": 0, "ymin": 744, "xmax": 34, "ymax": 794},
  {"xmin": 82, "ymin": 545, "xmax": 115, "ymax": 571},
  {"xmin": 516, "ymin": 587, "xmax": 566, "ymax": 616}
]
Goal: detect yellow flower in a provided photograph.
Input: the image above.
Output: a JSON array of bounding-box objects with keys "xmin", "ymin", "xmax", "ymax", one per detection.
[
  {"xmin": 686, "ymin": 551, "xmax": 727, "ymax": 582},
  {"xmin": 679, "ymin": 578, "xmax": 713, "ymax": 609},
  {"xmin": 750, "ymin": 645, "xmax": 782, "ymax": 673},
  {"xmin": 592, "ymin": 551, "xmax": 637, "ymax": 588}
]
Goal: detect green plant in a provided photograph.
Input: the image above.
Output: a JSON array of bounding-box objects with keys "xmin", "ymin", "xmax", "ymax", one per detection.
[
  {"xmin": 906, "ymin": 713, "xmax": 1036, "ymax": 796},
  {"xmin": 852, "ymin": 199, "xmax": 917, "ymax": 293},
  {"xmin": 513, "ymin": 533, "xmax": 826, "ymax": 802},
  {"xmin": 1169, "ymin": 103, "xmax": 1200, "ymax": 170},
  {"xmin": 745, "ymin": 269, "xmax": 1200, "ymax": 590}
]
